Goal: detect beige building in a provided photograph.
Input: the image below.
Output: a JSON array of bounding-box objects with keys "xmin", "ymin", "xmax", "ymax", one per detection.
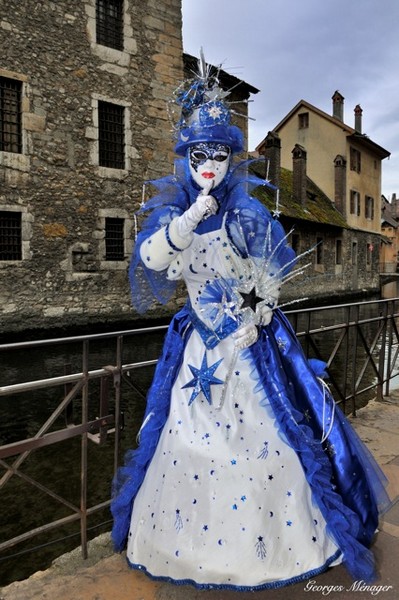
[
  {"xmin": 381, "ymin": 195, "xmax": 398, "ymax": 271},
  {"xmin": 380, "ymin": 194, "xmax": 399, "ymax": 298},
  {"xmin": 258, "ymin": 92, "xmax": 390, "ymax": 234},
  {"xmin": 254, "ymin": 92, "xmax": 391, "ymax": 304}
]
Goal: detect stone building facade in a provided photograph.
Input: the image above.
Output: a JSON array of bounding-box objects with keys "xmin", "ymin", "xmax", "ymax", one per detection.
[
  {"xmin": 0, "ymin": 0, "xmax": 186, "ymax": 334},
  {"xmin": 0, "ymin": 0, "xmax": 184, "ymax": 335},
  {"xmin": 0, "ymin": 1, "xmax": 258, "ymax": 336}
]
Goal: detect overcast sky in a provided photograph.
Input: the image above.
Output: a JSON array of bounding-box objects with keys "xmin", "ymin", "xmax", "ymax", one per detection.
[{"xmin": 182, "ymin": 0, "xmax": 399, "ymax": 199}]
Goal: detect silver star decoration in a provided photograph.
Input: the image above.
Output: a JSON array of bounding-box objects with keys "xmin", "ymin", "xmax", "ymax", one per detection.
[
  {"xmin": 208, "ymin": 105, "xmax": 223, "ymax": 119},
  {"xmin": 303, "ymin": 409, "xmax": 312, "ymax": 422},
  {"xmin": 205, "ymin": 290, "xmax": 238, "ymax": 326},
  {"xmin": 277, "ymin": 337, "xmax": 287, "ymax": 350},
  {"xmin": 325, "ymin": 442, "xmax": 336, "ymax": 457},
  {"xmin": 205, "ymin": 86, "xmax": 230, "ymax": 102}
]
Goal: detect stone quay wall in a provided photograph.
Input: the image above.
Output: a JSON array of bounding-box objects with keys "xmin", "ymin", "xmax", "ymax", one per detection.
[{"xmin": 282, "ymin": 225, "xmax": 381, "ymax": 307}]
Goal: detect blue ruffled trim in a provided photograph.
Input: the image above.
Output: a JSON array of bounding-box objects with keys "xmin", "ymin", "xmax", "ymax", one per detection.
[
  {"xmin": 111, "ymin": 307, "xmax": 192, "ymax": 551},
  {"xmin": 126, "ymin": 550, "xmax": 341, "ymax": 591},
  {"xmin": 245, "ymin": 310, "xmax": 390, "ymax": 583}
]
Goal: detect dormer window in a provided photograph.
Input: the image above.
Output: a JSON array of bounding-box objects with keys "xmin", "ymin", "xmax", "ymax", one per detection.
[
  {"xmin": 298, "ymin": 112, "xmax": 309, "ymax": 129},
  {"xmin": 350, "ymin": 147, "xmax": 361, "ymax": 173}
]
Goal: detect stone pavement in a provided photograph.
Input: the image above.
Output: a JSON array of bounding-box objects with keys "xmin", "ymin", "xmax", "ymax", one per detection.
[{"xmin": 1, "ymin": 393, "xmax": 399, "ymax": 600}]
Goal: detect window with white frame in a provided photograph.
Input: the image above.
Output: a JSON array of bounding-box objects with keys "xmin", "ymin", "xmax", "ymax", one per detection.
[
  {"xmin": 0, "ymin": 210, "xmax": 21, "ymax": 260},
  {"xmin": 96, "ymin": 0, "xmax": 124, "ymax": 50},
  {"xmin": 98, "ymin": 101, "xmax": 125, "ymax": 169},
  {"xmin": 98, "ymin": 208, "xmax": 133, "ymax": 269},
  {"xmin": 0, "ymin": 206, "xmax": 32, "ymax": 263},
  {"xmin": 0, "ymin": 76, "xmax": 22, "ymax": 154}
]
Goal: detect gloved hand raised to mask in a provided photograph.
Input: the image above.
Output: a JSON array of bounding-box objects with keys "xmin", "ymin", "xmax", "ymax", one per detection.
[
  {"xmin": 174, "ymin": 181, "xmax": 218, "ymax": 240},
  {"xmin": 139, "ymin": 181, "xmax": 218, "ymax": 272},
  {"xmin": 233, "ymin": 323, "xmax": 259, "ymax": 350}
]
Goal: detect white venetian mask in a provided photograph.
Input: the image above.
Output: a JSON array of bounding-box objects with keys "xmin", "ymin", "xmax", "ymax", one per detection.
[{"xmin": 188, "ymin": 142, "xmax": 231, "ymax": 190}]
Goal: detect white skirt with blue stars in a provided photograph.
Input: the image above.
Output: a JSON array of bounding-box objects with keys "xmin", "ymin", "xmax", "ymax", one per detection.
[{"xmin": 126, "ymin": 330, "xmax": 341, "ymax": 590}]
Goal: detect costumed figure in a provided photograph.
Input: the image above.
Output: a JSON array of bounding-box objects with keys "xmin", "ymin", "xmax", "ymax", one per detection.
[{"xmin": 111, "ymin": 52, "xmax": 390, "ymax": 591}]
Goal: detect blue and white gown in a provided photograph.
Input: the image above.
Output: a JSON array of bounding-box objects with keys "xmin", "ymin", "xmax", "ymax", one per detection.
[{"xmin": 111, "ymin": 161, "xmax": 390, "ymax": 591}]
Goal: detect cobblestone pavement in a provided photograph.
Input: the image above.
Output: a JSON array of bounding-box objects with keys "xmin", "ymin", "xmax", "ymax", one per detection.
[{"xmin": 1, "ymin": 394, "xmax": 399, "ymax": 600}]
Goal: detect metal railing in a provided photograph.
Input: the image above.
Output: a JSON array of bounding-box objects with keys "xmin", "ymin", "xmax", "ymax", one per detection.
[
  {"xmin": 290, "ymin": 298, "xmax": 399, "ymax": 411},
  {"xmin": 1, "ymin": 298, "xmax": 399, "ymax": 571}
]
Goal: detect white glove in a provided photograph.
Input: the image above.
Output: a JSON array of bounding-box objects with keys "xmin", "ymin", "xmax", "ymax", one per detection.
[
  {"xmin": 174, "ymin": 183, "xmax": 218, "ymax": 239},
  {"xmin": 259, "ymin": 305, "xmax": 273, "ymax": 326},
  {"xmin": 233, "ymin": 323, "xmax": 259, "ymax": 350}
]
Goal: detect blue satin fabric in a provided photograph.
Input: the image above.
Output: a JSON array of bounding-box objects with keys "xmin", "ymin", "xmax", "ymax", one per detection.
[
  {"xmin": 247, "ymin": 309, "xmax": 390, "ymax": 582},
  {"xmin": 111, "ymin": 309, "xmax": 193, "ymax": 551},
  {"xmin": 111, "ymin": 304, "xmax": 390, "ymax": 584}
]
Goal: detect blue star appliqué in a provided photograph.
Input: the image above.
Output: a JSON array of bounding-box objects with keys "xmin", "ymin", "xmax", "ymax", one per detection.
[{"xmin": 182, "ymin": 353, "xmax": 224, "ymax": 406}]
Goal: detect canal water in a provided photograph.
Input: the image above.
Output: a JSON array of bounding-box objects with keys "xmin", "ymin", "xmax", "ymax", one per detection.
[
  {"xmin": 0, "ymin": 327, "xmax": 166, "ymax": 586},
  {"xmin": 0, "ymin": 297, "xmax": 397, "ymax": 586}
]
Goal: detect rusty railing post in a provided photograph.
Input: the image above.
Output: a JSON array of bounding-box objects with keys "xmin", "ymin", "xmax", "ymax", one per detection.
[
  {"xmin": 80, "ymin": 340, "xmax": 89, "ymax": 560},
  {"xmin": 377, "ymin": 300, "xmax": 388, "ymax": 401}
]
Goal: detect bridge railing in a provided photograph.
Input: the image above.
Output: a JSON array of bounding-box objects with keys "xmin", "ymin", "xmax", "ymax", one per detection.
[{"xmin": 0, "ymin": 298, "xmax": 398, "ymax": 582}]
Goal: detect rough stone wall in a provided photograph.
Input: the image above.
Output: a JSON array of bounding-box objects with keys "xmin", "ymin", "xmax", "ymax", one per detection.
[
  {"xmin": 0, "ymin": 0, "xmax": 183, "ymax": 334},
  {"xmin": 282, "ymin": 223, "xmax": 381, "ymax": 305}
]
